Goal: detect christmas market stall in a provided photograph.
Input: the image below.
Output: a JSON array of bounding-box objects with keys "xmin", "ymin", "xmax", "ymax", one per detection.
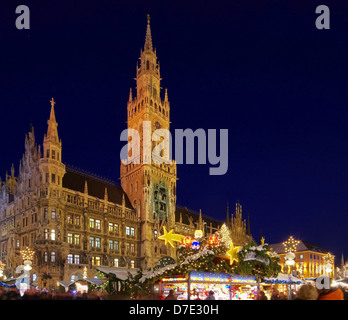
[
  {"xmin": 159, "ymin": 271, "xmax": 258, "ymax": 300},
  {"xmin": 263, "ymin": 273, "xmax": 303, "ymax": 299}
]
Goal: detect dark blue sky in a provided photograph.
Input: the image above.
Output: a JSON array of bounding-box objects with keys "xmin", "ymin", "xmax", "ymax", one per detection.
[{"xmin": 1, "ymin": 1, "xmax": 348, "ymax": 263}]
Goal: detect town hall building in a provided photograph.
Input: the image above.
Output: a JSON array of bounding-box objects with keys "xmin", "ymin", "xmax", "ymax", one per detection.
[{"xmin": 0, "ymin": 17, "xmax": 252, "ymax": 289}]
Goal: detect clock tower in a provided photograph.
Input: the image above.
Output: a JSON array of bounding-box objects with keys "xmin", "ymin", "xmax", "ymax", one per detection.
[{"xmin": 120, "ymin": 16, "xmax": 177, "ymax": 268}]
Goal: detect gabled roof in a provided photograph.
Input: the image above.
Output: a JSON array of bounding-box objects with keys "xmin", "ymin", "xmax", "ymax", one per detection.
[
  {"xmin": 175, "ymin": 205, "xmax": 222, "ymax": 229},
  {"xmin": 62, "ymin": 165, "xmax": 133, "ymax": 209},
  {"xmin": 270, "ymin": 240, "xmax": 329, "ymax": 254}
]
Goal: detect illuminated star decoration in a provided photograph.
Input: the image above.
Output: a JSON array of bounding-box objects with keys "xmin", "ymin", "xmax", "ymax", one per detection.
[
  {"xmin": 226, "ymin": 242, "xmax": 240, "ymax": 265},
  {"xmin": 20, "ymin": 247, "xmax": 35, "ymax": 261},
  {"xmin": 282, "ymin": 236, "xmax": 300, "ymax": 253},
  {"xmin": 158, "ymin": 226, "xmax": 185, "ymax": 248},
  {"xmin": 323, "ymin": 253, "xmax": 334, "ymax": 265}
]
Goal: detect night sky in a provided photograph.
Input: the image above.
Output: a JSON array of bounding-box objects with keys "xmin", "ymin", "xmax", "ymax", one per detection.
[{"xmin": 1, "ymin": 1, "xmax": 347, "ymax": 263}]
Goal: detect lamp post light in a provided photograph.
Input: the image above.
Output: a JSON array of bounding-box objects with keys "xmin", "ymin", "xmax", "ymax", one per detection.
[
  {"xmin": 283, "ymin": 236, "xmax": 300, "ymax": 300},
  {"xmin": 17, "ymin": 247, "xmax": 35, "ymax": 295},
  {"xmin": 0, "ymin": 261, "xmax": 5, "ymax": 279}
]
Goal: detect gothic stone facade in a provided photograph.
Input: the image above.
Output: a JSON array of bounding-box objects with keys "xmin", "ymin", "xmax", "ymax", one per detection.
[{"xmin": 0, "ymin": 18, "xmax": 252, "ymax": 289}]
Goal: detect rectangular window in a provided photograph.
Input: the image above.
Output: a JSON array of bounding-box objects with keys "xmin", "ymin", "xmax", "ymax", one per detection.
[
  {"xmin": 44, "ymin": 252, "xmax": 48, "ymax": 262},
  {"xmin": 75, "ymin": 216, "xmax": 80, "ymax": 225},
  {"xmin": 109, "ymin": 240, "xmax": 113, "ymax": 250},
  {"xmin": 131, "ymin": 227, "xmax": 135, "ymax": 237},
  {"xmin": 74, "ymin": 234, "xmax": 80, "ymax": 245},
  {"xmin": 131, "ymin": 243, "xmax": 135, "ymax": 254},
  {"xmin": 126, "ymin": 242, "xmax": 130, "ymax": 253},
  {"xmin": 114, "ymin": 224, "xmax": 119, "ymax": 234},
  {"xmin": 89, "ymin": 237, "xmax": 95, "ymax": 248},
  {"xmin": 109, "ymin": 223, "xmax": 113, "ymax": 232},
  {"xmin": 95, "ymin": 237, "xmax": 101, "ymax": 248},
  {"xmin": 114, "ymin": 241, "xmax": 119, "ymax": 251},
  {"xmin": 114, "ymin": 258, "xmax": 119, "ymax": 267},
  {"xmin": 46, "ymin": 149, "xmax": 50, "ymax": 158},
  {"xmin": 51, "ymin": 174, "xmax": 56, "ymax": 184},
  {"xmin": 44, "ymin": 229, "xmax": 49, "ymax": 240},
  {"xmin": 51, "ymin": 252, "xmax": 56, "ymax": 263},
  {"xmin": 67, "ymin": 215, "xmax": 73, "ymax": 224},
  {"xmin": 51, "ymin": 208, "xmax": 56, "ymax": 219},
  {"xmin": 130, "ymin": 260, "xmax": 135, "ymax": 269},
  {"xmin": 89, "ymin": 218, "xmax": 95, "ymax": 229},
  {"xmin": 67, "ymin": 233, "xmax": 73, "ymax": 244},
  {"xmin": 126, "ymin": 226, "xmax": 130, "ymax": 236},
  {"xmin": 74, "ymin": 255, "xmax": 80, "ymax": 264},
  {"xmin": 52, "ymin": 150, "xmax": 55, "ymax": 160},
  {"xmin": 51, "ymin": 229, "xmax": 55, "ymax": 241},
  {"xmin": 93, "ymin": 256, "xmax": 101, "ymax": 266},
  {"xmin": 95, "ymin": 219, "xmax": 101, "ymax": 230},
  {"xmin": 67, "ymin": 254, "xmax": 73, "ymax": 264}
]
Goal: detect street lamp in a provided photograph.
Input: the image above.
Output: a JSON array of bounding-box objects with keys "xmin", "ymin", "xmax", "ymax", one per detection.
[
  {"xmin": 283, "ymin": 236, "xmax": 300, "ymax": 300},
  {"xmin": 0, "ymin": 261, "xmax": 5, "ymax": 278}
]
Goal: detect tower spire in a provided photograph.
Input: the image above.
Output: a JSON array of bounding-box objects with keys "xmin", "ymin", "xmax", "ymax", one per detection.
[
  {"xmin": 46, "ymin": 97, "xmax": 59, "ymax": 143},
  {"xmin": 226, "ymin": 202, "xmax": 230, "ymax": 226},
  {"xmin": 144, "ymin": 14, "xmax": 153, "ymax": 51}
]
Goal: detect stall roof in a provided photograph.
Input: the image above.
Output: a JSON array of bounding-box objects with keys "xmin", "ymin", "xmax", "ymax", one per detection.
[
  {"xmin": 96, "ymin": 267, "xmax": 138, "ymax": 281},
  {"xmin": 265, "ymin": 273, "xmax": 302, "ymax": 284}
]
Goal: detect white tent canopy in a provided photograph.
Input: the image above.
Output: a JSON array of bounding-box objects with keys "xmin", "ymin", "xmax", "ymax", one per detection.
[{"xmin": 96, "ymin": 267, "xmax": 138, "ymax": 281}]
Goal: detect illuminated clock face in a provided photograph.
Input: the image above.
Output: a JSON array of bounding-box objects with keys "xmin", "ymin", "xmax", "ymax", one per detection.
[{"xmin": 155, "ymin": 121, "xmax": 161, "ymax": 129}]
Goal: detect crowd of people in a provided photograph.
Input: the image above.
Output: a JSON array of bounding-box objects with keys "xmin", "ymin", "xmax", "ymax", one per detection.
[
  {"xmin": 256, "ymin": 285, "xmax": 347, "ymax": 300},
  {"xmin": 0, "ymin": 287, "xmax": 108, "ymax": 300}
]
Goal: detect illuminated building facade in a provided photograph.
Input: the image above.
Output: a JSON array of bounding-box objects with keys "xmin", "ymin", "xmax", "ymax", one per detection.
[
  {"xmin": 270, "ymin": 240, "xmax": 335, "ymax": 279},
  {"xmin": 0, "ymin": 17, "xmax": 252, "ymax": 289}
]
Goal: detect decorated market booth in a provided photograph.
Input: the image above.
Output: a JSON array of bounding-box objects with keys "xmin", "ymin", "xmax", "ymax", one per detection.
[
  {"xmin": 159, "ymin": 271, "xmax": 257, "ymax": 300},
  {"xmin": 263, "ymin": 273, "xmax": 303, "ymax": 299}
]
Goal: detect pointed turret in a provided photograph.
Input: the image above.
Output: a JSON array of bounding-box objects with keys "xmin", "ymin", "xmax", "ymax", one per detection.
[
  {"xmin": 40, "ymin": 98, "xmax": 66, "ymax": 188},
  {"xmin": 144, "ymin": 14, "xmax": 153, "ymax": 52},
  {"xmin": 46, "ymin": 98, "xmax": 59, "ymax": 143}
]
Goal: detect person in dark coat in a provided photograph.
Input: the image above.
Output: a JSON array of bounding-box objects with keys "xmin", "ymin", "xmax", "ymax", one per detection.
[
  {"xmin": 205, "ymin": 290, "xmax": 215, "ymax": 300},
  {"xmin": 165, "ymin": 289, "xmax": 177, "ymax": 300}
]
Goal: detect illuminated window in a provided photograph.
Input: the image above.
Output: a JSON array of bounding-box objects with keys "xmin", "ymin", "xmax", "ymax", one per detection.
[
  {"xmin": 67, "ymin": 254, "xmax": 73, "ymax": 264},
  {"xmin": 130, "ymin": 260, "xmax": 135, "ymax": 268},
  {"xmin": 109, "ymin": 240, "xmax": 113, "ymax": 250},
  {"xmin": 50, "ymin": 229, "xmax": 55, "ymax": 241},
  {"xmin": 67, "ymin": 215, "xmax": 73, "ymax": 224},
  {"xmin": 44, "ymin": 252, "xmax": 48, "ymax": 262},
  {"xmin": 74, "ymin": 255, "xmax": 80, "ymax": 264},
  {"xmin": 114, "ymin": 224, "xmax": 119, "ymax": 234},
  {"xmin": 109, "ymin": 223, "xmax": 113, "ymax": 232},
  {"xmin": 93, "ymin": 256, "xmax": 101, "ymax": 266},
  {"xmin": 154, "ymin": 230, "xmax": 158, "ymax": 239},
  {"xmin": 114, "ymin": 258, "xmax": 119, "ymax": 267},
  {"xmin": 299, "ymin": 254, "xmax": 304, "ymax": 259},
  {"xmin": 89, "ymin": 218, "xmax": 95, "ymax": 228},
  {"xmin": 75, "ymin": 216, "xmax": 80, "ymax": 225},
  {"xmin": 114, "ymin": 241, "xmax": 119, "ymax": 251},
  {"xmin": 67, "ymin": 233, "xmax": 73, "ymax": 244},
  {"xmin": 51, "ymin": 208, "xmax": 56, "ymax": 219},
  {"xmin": 95, "ymin": 237, "xmax": 101, "ymax": 248},
  {"xmin": 95, "ymin": 220, "xmax": 101, "ymax": 230},
  {"xmin": 51, "ymin": 252, "xmax": 56, "ymax": 262},
  {"xmin": 74, "ymin": 234, "xmax": 80, "ymax": 245},
  {"xmin": 89, "ymin": 237, "xmax": 95, "ymax": 248},
  {"xmin": 126, "ymin": 226, "xmax": 130, "ymax": 236},
  {"xmin": 44, "ymin": 229, "xmax": 49, "ymax": 240},
  {"xmin": 131, "ymin": 227, "xmax": 135, "ymax": 237}
]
